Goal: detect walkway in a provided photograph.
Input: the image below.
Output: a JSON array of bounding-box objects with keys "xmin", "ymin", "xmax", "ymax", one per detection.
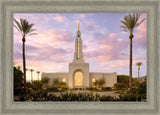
[{"xmin": 48, "ymin": 90, "xmax": 120, "ymax": 98}]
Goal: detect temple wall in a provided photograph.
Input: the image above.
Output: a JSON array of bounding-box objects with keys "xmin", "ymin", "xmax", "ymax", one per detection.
[
  {"xmin": 41, "ymin": 72, "xmax": 117, "ymax": 88},
  {"xmin": 41, "ymin": 72, "xmax": 68, "ymax": 85},
  {"xmin": 89, "ymin": 72, "xmax": 117, "ymax": 87}
]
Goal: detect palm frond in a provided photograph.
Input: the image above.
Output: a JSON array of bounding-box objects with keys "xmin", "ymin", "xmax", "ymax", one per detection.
[
  {"xmin": 14, "ymin": 18, "xmax": 37, "ymax": 38},
  {"xmin": 120, "ymin": 25, "xmax": 127, "ymax": 29},
  {"xmin": 120, "ymin": 26, "xmax": 128, "ymax": 32},
  {"xmin": 13, "ymin": 25, "xmax": 21, "ymax": 32},
  {"xmin": 28, "ymin": 33, "xmax": 37, "ymax": 36},
  {"xmin": 14, "ymin": 18, "xmax": 23, "ymax": 32},
  {"xmin": 120, "ymin": 13, "xmax": 145, "ymax": 35},
  {"xmin": 120, "ymin": 29, "xmax": 128, "ymax": 32},
  {"xmin": 28, "ymin": 29, "xmax": 36, "ymax": 33},
  {"xmin": 136, "ymin": 62, "xmax": 142, "ymax": 66},
  {"xmin": 135, "ymin": 18, "xmax": 146, "ymax": 27}
]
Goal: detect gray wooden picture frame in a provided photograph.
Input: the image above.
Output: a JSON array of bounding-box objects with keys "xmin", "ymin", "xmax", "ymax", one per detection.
[{"xmin": 0, "ymin": 0, "xmax": 159, "ymax": 114}]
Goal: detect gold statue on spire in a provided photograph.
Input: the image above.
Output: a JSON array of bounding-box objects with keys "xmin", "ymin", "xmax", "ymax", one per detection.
[{"xmin": 78, "ymin": 22, "xmax": 80, "ymax": 31}]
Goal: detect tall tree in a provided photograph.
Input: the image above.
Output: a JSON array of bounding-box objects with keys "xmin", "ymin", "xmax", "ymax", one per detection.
[
  {"xmin": 136, "ymin": 62, "xmax": 142, "ymax": 81},
  {"xmin": 14, "ymin": 66, "xmax": 23, "ymax": 96},
  {"xmin": 37, "ymin": 71, "xmax": 40, "ymax": 81},
  {"xmin": 30, "ymin": 69, "xmax": 34, "ymax": 84},
  {"xmin": 120, "ymin": 14, "xmax": 145, "ymax": 91},
  {"xmin": 14, "ymin": 18, "xmax": 36, "ymax": 94}
]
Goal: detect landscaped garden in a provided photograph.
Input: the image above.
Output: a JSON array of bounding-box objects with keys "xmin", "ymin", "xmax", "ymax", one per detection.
[{"xmin": 14, "ymin": 66, "xmax": 146, "ymax": 102}]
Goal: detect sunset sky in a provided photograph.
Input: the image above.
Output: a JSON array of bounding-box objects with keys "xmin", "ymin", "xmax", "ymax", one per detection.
[{"xmin": 13, "ymin": 13, "xmax": 147, "ymax": 81}]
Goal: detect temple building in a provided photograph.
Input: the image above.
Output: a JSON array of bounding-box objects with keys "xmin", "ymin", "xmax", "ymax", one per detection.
[{"xmin": 41, "ymin": 24, "xmax": 117, "ymax": 88}]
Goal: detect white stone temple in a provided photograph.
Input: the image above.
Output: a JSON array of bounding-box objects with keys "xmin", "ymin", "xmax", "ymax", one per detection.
[{"xmin": 41, "ymin": 23, "xmax": 117, "ymax": 89}]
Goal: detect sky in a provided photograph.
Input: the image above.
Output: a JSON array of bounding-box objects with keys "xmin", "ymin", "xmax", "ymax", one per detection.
[{"xmin": 13, "ymin": 13, "xmax": 147, "ymax": 81}]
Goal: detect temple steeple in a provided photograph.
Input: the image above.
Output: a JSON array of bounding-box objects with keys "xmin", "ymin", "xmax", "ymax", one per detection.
[
  {"xmin": 73, "ymin": 23, "xmax": 84, "ymax": 63},
  {"xmin": 78, "ymin": 22, "xmax": 80, "ymax": 31}
]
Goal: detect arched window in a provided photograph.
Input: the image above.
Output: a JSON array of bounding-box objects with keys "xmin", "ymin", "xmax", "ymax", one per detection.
[
  {"xmin": 92, "ymin": 78, "xmax": 96, "ymax": 87},
  {"xmin": 74, "ymin": 71, "xmax": 83, "ymax": 87},
  {"xmin": 92, "ymin": 78, "xmax": 96, "ymax": 84},
  {"xmin": 62, "ymin": 78, "xmax": 65, "ymax": 82}
]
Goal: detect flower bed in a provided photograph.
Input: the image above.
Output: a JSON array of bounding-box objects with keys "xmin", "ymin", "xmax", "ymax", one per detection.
[{"xmin": 14, "ymin": 89, "xmax": 146, "ymax": 102}]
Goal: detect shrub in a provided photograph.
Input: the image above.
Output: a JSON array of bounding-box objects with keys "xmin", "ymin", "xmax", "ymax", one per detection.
[
  {"xmin": 46, "ymin": 87, "xmax": 58, "ymax": 92},
  {"xmin": 18, "ymin": 94, "xmax": 29, "ymax": 101},
  {"xmin": 118, "ymin": 81, "xmax": 147, "ymax": 101},
  {"xmin": 15, "ymin": 91, "xmax": 146, "ymax": 102},
  {"xmin": 119, "ymin": 93, "xmax": 137, "ymax": 101},
  {"xmin": 14, "ymin": 66, "xmax": 23, "ymax": 96},
  {"xmin": 117, "ymin": 75, "xmax": 129, "ymax": 83},
  {"xmin": 102, "ymin": 87, "xmax": 112, "ymax": 91},
  {"xmin": 41, "ymin": 77, "xmax": 50, "ymax": 86},
  {"xmin": 114, "ymin": 83, "xmax": 128, "ymax": 89},
  {"xmin": 59, "ymin": 82, "xmax": 67, "ymax": 89},
  {"xmin": 93, "ymin": 78, "xmax": 105, "ymax": 88},
  {"xmin": 28, "ymin": 89, "xmax": 48, "ymax": 101},
  {"xmin": 137, "ymin": 82, "xmax": 146, "ymax": 94},
  {"xmin": 94, "ymin": 93, "xmax": 100, "ymax": 101},
  {"xmin": 99, "ymin": 95, "xmax": 114, "ymax": 101},
  {"xmin": 98, "ymin": 78, "xmax": 105, "ymax": 88},
  {"xmin": 15, "ymin": 83, "xmax": 146, "ymax": 102},
  {"xmin": 14, "ymin": 87, "xmax": 24, "ymax": 96},
  {"xmin": 32, "ymin": 80, "xmax": 43, "ymax": 90},
  {"xmin": 26, "ymin": 82, "xmax": 32, "ymax": 88},
  {"xmin": 93, "ymin": 80, "xmax": 99, "ymax": 88},
  {"xmin": 60, "ymin": 92, "xmax": 78, "ymax": 101},
  {"xmin": 46, "ymin": 94, "xmax": 57, "ymax": 101},
  {"xmin": 52, "ymin": 78, "xmax": 60, "ymax": 87}
]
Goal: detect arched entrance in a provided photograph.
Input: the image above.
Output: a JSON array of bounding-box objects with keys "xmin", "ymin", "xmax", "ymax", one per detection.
[{"xmin": 74, "ymin": 70, "xmax": 83, "ymax": 87}]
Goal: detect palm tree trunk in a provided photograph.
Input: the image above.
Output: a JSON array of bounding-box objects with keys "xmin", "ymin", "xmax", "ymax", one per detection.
[
  {"xmin": 31, "ymin": 72, "xmax": 33, "ymax": 84},
  {"xmin": 138, "ymin": 67, "xmax": 140, "ymax": 82},
  {"xmin": 129, "ymin": 37, "xmax": 133, "ymax": 91},
  {"xmin": 37, "ymin": 73, "xmax": 39, "ymax": 81},
  {"xmin": 22, "ymin": 39, "xmax": 26, "ymax": 94}
]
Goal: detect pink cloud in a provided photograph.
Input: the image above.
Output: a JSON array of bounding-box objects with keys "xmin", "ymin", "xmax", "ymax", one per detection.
[
  {"xmin": 104, "ymin": 60, "xmax": 128, "ymax": 70},
  {"xmin": 53, "ymin": 15, "xmax": 66, "ymax": 22},
  {"xmin": 84, "ymin": 33, "xmax": 129, "ymax": 62},
  {"xmin": 80, "ymin": 14, "xmax": 85, "ymax": 18},
  {"xmin": 18, "ymin": 28, "xmax": 74, "ymax": 50}
]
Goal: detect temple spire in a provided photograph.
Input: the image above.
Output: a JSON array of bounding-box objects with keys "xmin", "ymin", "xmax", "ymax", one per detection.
[
  {"xmin": 73, "ymin": 23, "xmax": 84, "ymax": 63},
  {"xmin": 78, "ymin": 22, "xmax": 80, "ymax": 31}
]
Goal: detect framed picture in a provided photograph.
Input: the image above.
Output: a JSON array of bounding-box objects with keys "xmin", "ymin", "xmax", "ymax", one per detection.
[{"xmin": 0, "ymin": 0, "xmax": 159, "ymax": 114}]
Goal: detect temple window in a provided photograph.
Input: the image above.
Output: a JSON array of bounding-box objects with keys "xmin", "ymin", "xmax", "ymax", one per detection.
[
  {"xmin": 92, "ymin": 78, "xmax": 96, "ymax": 84},
  {"xmin": 62, "ymin": 78, "xmax": 66, "ymax": 82},
  {"xmin": 74, "ymin": 71, "xmax": 83, "ymax": 87}
]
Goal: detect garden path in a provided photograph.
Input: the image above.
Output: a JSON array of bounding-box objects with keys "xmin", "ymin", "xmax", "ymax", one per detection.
[{"xmin": 48, "ymin": 90, "xmax": 120, "ymax": 98}]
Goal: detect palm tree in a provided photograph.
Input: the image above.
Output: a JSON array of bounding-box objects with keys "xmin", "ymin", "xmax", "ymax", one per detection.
[
  {"xmin": 30, "ymin": 69, "xmax": 34, "ymax": 84},
  {"xmin": 37, "ymin": 71, "xmax": 40, "ymax": 81},
  {"xmin": 14, "ymin": 18, "xmax": 36, "ymax": 94},
  {"xmin": 120, "ymin": 14, "xmax": 145, "ymax": 91},
  {"xmin": 136, "ymin": 62, "xmax": 142, "ymax": 82}
]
